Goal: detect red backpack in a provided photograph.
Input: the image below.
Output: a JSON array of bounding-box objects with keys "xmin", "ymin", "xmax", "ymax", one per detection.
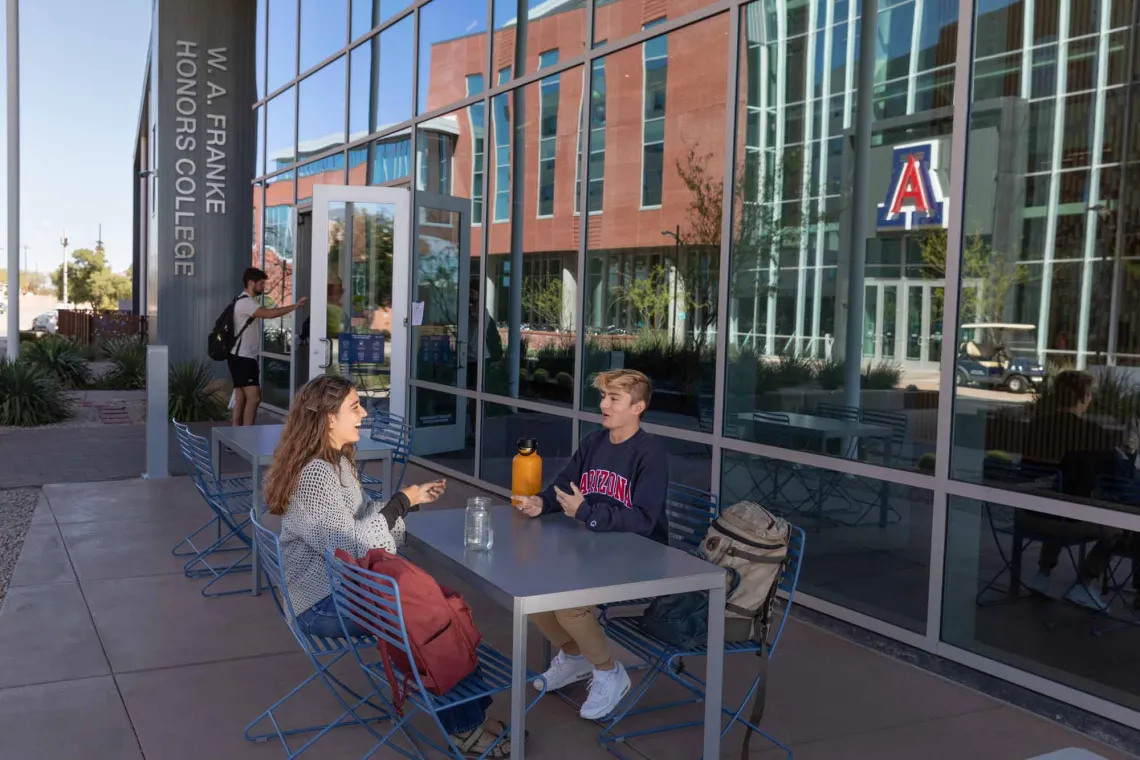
[{"xmin": 334, "ymin": 548, "xmax": 481, "ymax": 712}]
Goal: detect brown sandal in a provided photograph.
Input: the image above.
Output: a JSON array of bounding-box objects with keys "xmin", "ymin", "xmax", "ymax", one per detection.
[{"xmin": 453, "ymin": 719, "xmax": 520, "ymax": 759}]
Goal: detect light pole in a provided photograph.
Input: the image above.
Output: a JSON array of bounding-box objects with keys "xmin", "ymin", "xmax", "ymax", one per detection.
[{"xmin": 60, "ymin": 233, "xmax": 69, "ymax": 305}]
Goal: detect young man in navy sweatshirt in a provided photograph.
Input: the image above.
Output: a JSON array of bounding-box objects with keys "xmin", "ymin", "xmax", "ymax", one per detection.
[{"xmin": 514, "ymin": 369, "xmax": 669, "ymax": 720}]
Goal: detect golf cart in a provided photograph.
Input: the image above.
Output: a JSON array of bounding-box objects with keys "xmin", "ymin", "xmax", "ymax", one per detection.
[{"xmin": 956, "ymin": 323, "xmax": 1045, "ymax": 393}]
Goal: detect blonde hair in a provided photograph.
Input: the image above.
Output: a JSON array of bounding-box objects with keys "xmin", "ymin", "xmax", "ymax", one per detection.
[{"xmin": 593, "ymin": 369, "xmax": 652, "ymax": 413}]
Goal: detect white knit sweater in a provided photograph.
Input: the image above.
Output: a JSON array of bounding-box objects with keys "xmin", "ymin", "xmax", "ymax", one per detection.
[{"xmin": 279, "ymin": 457, "xmax": 405, "ymax": 616}]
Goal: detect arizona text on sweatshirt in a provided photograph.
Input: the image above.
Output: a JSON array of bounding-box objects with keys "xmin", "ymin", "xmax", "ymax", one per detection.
[{"xmin": 539, "ymin": 428, "xmax": 670, "ymax": 543}]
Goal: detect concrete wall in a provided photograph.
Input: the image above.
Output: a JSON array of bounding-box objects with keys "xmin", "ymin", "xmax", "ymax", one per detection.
[{"xmin": 152, "ymin": 0, "xmax": 256, "ymax": 366}]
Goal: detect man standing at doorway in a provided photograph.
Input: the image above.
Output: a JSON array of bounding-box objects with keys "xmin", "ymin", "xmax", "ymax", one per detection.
[{"xmin": 230, "ymin": 267, "xmax": 307, "ymax": 426}]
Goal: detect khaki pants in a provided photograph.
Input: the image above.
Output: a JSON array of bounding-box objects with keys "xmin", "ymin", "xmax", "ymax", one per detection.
[{"xmin": 531, "ymin": 607, "xmax": 611, "ymax": 667}]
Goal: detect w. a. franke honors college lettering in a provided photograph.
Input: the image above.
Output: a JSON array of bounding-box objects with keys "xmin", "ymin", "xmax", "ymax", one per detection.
[{"xmin": 172, "ymin": 41, "xmax": 230, "ymax": 276}]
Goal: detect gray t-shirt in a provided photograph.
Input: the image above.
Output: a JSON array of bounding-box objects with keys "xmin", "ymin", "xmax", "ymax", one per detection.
[{"xmin": 231, "ymin": 293, "xmax": 260, "ymax": 359}]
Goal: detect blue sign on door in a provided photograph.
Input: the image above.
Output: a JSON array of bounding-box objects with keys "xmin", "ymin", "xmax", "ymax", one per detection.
[
  {"xmin": 338, "ymin": 333, "xmax": 386, "ymax": 364},
  {"xmin": 419, "ymin": 334, "xmax": 453, "ymax": 365}
]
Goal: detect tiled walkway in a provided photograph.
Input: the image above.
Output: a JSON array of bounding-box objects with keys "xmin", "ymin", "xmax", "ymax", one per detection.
[{"xmin": 0, "ymin": 471, "xmax": 1132, "ymax": 760}]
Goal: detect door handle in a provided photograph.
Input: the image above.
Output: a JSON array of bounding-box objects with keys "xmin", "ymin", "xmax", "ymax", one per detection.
[{"xmin": 318, "ymin": 338, "xmax": 332, "ymax": 369}]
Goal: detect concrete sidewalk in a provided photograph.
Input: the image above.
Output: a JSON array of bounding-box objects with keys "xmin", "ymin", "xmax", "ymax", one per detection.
[{"xmin": 0, "ymin": 471, "xmax": 1132, "ymax": 760}]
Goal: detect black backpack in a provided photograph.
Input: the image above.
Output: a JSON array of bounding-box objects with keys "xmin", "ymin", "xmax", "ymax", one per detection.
[{"xmin": 207, "ymin": 295, "xmax": 255, "ymax": 361}]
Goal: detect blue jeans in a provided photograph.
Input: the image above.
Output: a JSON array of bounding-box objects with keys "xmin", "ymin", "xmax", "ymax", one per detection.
[{"xmin": 297, "ymin": 595, "xmax": 491, "ymax": 735}]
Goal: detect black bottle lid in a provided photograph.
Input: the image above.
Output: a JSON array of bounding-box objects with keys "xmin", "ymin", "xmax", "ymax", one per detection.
[{"xmin": 517, "ymin": 437, "xmax": 538, "ymax": 455}]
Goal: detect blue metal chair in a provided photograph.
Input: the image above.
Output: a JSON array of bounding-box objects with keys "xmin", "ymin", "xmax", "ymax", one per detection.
[
  {"xmin": 361, "ymin": 412, "xmax": 413, "ymax": 501},
  {"xmin": 326, "ymin": 551, "xmax": 548, "ymax": 760},
  {"xmin": 171, "ymin": 420, "xmax": 252, "ymax": 560},
  {"xmin": 244, "ymin": 510, "xmax": 393, "ymax": 759},
  {"xmin": 598, "ymin": 484, "xmax": 718, "ymax": 617},
  {"xmin": 599, "ymin": 526, "xmax": 807, "ymax": 760},
  {"xmin": 172, "ymin": 422, "xmax": 256, "ymax": 597},
  {"xmin": 858, "ymin": 409, "xmax": 907, "ymax": 466}
]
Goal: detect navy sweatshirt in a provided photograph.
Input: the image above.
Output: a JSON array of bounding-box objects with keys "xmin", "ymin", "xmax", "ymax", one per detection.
[{"xmin": 539, "ymin": 428, "xmax": 671, "ymax": 544}]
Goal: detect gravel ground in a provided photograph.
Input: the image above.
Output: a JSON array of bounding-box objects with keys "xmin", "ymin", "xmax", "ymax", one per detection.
[
  {"xmin": 0, "ymin": 396, "xmax": 146, "ymax": 436},
  {"xmin": 0, "ymin": 488, "xmax": 40, "ymax": 610}
]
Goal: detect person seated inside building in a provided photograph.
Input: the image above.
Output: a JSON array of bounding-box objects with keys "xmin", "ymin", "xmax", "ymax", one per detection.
[{"xmin": 1019, "ymin": 370, "xmax": 1139, "ymax": 611}]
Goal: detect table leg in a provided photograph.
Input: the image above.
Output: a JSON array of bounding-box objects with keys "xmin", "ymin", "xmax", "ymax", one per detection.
[
  {"xmin": 251, "ymin": 462, "xmax": 262, "ymax": 596},
  {"xmin": 510, "ymin": 599, "xmax": 528, "ymax": 760},
  {"xmin": 879, "ymin": 439, "xmax": 892, "ymax": 527},
  {"xmin": 703, "ymin": 583, "xmax": 725, "ymax": 760},
  {"xmin": 211, "ymin": 432, "xmax": 221, "ymax": 483}
]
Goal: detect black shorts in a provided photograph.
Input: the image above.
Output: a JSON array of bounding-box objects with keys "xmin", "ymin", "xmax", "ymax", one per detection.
[{"xmin": 227, "ymin": 355, "xmax": 260, "ymax": 389}]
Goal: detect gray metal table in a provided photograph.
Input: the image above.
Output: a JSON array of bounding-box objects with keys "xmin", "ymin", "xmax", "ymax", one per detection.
[
  {"xmin": 737, "ymin": 411, "xmax": 897, "ymax": 526},
  {"xmin": 211, "ymin": 424, "xmax": 395, "ymax": 594},
  {"xmin": 404, "ymin": 506, "xmax": 726, "ymax": 760}
]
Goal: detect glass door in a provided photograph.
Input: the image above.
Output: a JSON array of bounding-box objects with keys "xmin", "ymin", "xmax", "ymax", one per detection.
[
  {"xmin": 309, "ymin": 185, "xmax": 410, "ymax": 422},
  {"xmin": 410, "ymin": 191, "xmax": 472, "ymax": 455},
  {"xmin": 862, "ymin": 282, "xmax": 901, "ymax": 361},
  {"xmin": 901, "ymin": 282, "xmax": 944, "ymax": 371}
]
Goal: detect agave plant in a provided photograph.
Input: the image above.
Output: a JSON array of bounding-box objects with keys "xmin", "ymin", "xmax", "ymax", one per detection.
[
  {"xmin": 0, "ymin": 357, "xmax": 73, "ymax": 427},
  {"xmin": 18, "ymin": 333, "xmax": 92, "ymax": 389},
  {"xmin": 168, "ymin": 360, "xmax": 228, "ymax": 422},
  {"xmin": 102, "ymin": 337, "xmax": 148, "ymax": 390}
]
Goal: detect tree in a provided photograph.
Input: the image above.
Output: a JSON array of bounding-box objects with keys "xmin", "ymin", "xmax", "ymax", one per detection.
[
  {"xmin": 49, "ymin": 247, "xmax": 132, "ymax": 309},
  {"xmin": 521, "ymin": 277, "xmax": 568, "ymax": 332},
  {"xmin": 917, "ymin": 229, "xmax": 1030, "ymax": 327}
]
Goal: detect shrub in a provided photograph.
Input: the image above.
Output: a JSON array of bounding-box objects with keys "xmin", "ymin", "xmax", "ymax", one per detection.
[
  {"xmin": 814, "ymin": 356, "xmax": 845, "ymax": 390},
  {"xmin": 168, "ymin": 360, "xmax": 228, "ymax": 422},
  {"xmin": 862, "ymin": 361, "xmax": 902, "ymax": 390},
  {"xmin": 555, "ymin": 371, "xmax": 573, "ymax": 388},
  {"xmin": 916, "ymin": 452, "xmax": 936, "ymax": 472},
  {"xmin": 532, "ymin": 368, "xmax": 550, "ymax": 383},
  {"xmin": 0, "ymin": 357, "xmax": 73, "ymax": 427},
  {"xmin": 19, "ymin": 334, "xmax": 92, "ymax": 389},
  {"xmin": 102, "ymin": 337, "xmax": 147, "ymax": 390},
  {"xmin": 774, "ymin": 352, "xmax": 815, "ymax": 388}
]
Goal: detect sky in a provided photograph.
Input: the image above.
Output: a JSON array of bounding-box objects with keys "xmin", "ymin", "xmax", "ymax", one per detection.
[{"xmin": 0, "ymin": 0, "xmax": 151, "ymax": 277}]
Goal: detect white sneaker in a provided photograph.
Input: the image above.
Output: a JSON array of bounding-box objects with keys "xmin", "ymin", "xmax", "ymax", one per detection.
[
  {"xmin": 1025, "ymin": 570, "xmax": 1051, "ymax": 597},
  {"xmin": 579, "ymin": 662, "xmax": 631, "ymax": 721},
  {"xmin": 533, "ymin": 650, "xmax": 592, "ymax": 692},
  {"xmin": 1065, "ymin": 582, "xmax": 1109, "ymax": 612}
]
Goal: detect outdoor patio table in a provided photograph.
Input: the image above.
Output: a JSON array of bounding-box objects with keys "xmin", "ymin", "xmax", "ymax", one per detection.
[
  {"xmin": 211, "ymin": 423, "xmax": 395, "ymax": 595},
  {"xmin": 403, "ymin": 505, "xmax": 727, "ymax": 760},
  {"xmin": 736, "ymin": 411, "xmax": 897, "ymax": 526}
]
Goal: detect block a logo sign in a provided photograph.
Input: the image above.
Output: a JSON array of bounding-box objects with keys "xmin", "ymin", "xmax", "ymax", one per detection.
[{"xmin": 876, "ymin": 141, "xmax": 949, "ymax": 230}]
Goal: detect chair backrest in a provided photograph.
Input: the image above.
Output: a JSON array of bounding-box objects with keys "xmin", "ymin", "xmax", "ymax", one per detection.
[
  {"xmin": 327, "ymin": 552, "xmax": 426, "ymax": 693},
  {"xmin": 768, "ymin": 525, "xmax": 806, "ymax": 658},
  {"xmin": 665, "ymin": 483, "xmax": 718, "ymax": 552},
  {"xmin": 370, "ymin": 412, "xmax": 413, "ymax": 489},
  {"xmin": 816, "ymin": 402, "xmax": 859, "ymax": 422},
  {"xmin": 1098, "ymin": 474, "xmax": 1140, "ymax": 505},
  {"xmin": 754, "ymin": 411, "xmax": 790, "ymax": 425},
  {"xmin": 248, "ymin": 508, "xmax": 308, "ymax": 643},
  {"xmin": 859, "ymin": 409, "xmax": 907, "ymax": 444},
  {"xmin": 172, "ymin": 420, "xmax": 216, "ymax": 492}
]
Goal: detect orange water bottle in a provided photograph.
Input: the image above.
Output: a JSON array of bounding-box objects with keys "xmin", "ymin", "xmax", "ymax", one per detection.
[{"xmin": 511, "ymin": 438, "xmax": 543, "ymax": 505}]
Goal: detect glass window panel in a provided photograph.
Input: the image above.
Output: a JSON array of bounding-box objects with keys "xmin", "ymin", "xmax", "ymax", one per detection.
[
  {"xmin": 256, "ymin": 105, "xmax": 266, "ymax": 178},
  {"xmin": 944, "ymin": 497, "xmax": 1140, "ymax": 712},
  {"xmin": 523, "ymin": 1, "xmax": 584, "ymax": 74},
  {"xmin": 951, "ymin": 0, "xmax": 1140, "ymax": 516},
  {"xmin": 582, "ymin": 15, "xmax": 728, "ymax": 431},
  {"xmin": 296, "ymin": 153, "xmax": 346, "ymax": 203},
  {"xmin": 725, "ymin": 0, "xmax": 959, "ymax": 473},
  {"xmin": 261, "ymin": 357, "xmax": 292, "ymax": 408},
  {"xmin": 411, "ymin": 389, "xmax": 476, "ymax": 475},
  {"xmin": 721, "ymin": 450, "xmax": 932, "ymax": 632},
  {"xmin": 479, "ymin": 402, "xmax": 573, "ymax": 491},
  {"xmin": 377, "ymin": 15, "xmax": 414, "ymax": 129},
  {"xmin": 300, "ymin": 0, "xmax": 346, "ymax": 73},
  {"xmin": 266, "ymin": 87, "xmax": 297, "ymax": 174},
  {"xmin": 349, "ymin": 44, "xmax": 372, "ymax": 141},
  {"xmin": 268, "ymin": 0, "xmax": 298, "ymax": 92},
  {"xmin": 418, "ymin": 0, "xmax": 488, "ymax": 116},
  {"xmin": 262, "ymin": 171, "xmax": 296, "ymax": 356},
  {"xmin": 352, "ymin": 0, "xmax": 413, "ymax": 40},
  {"xmin": 485, "ymin": 70, "xmax": 582, "ymax": 406},
  {"xmin": 298, "ymin": 57, "xmax": 347, "ymax": 158}
]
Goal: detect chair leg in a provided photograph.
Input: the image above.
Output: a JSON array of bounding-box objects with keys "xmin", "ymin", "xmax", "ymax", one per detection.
[{"xmin": 244, "ymin": 651, "xmax": 395, "ymax": 760}]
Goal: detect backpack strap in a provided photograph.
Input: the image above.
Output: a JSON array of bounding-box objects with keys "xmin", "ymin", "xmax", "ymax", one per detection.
[
  {"xmin": 739, "ymin": 555, "xmax": 787, "ymax": 760},
  {"xmin": 230, "ymin": 294, "xmax": 256, "ymax": 354}
]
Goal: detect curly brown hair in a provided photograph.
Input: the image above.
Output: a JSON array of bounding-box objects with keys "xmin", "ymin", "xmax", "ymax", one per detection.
[{"xmin": 265, "ymin": 375, "xmax": 359, "ymax": 515}]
